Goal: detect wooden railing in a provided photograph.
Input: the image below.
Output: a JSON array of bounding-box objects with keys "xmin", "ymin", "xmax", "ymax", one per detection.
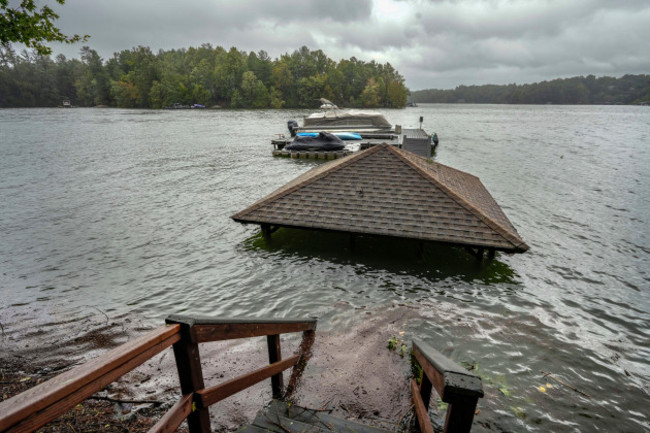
[
  {"xmin": 410, "ymin": 339, "xmax": 484, "ymax": 433},
  {"xmin": 0, "ymin": 315, "xmax": 317, "ymax": 433}
]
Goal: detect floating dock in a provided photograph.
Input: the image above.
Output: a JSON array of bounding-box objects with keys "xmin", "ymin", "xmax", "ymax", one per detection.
[
  {"xmin": 272, "ymin": 129, "xmax": 438, "ymax": 159},
  {"xmin": 271, "ymin": 149, "xmax": 352, "ymax": 159}
]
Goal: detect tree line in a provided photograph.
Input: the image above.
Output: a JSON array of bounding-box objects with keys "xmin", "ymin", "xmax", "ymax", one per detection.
[
  {"xmin": 0, "ymin": 44, "xmax": 409, "ymax": 109},
  {"xmin": 411, "ymin": 75, "xmax": 650, "ymax": 105}
]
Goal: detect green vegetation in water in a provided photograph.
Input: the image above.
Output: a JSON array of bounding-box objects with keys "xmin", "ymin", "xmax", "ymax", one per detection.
[
  {"xmin": 387, "ymin": 335, "xmax": 408, "ymax": 358},
  {"xmin": 410, "ymin": 352, "xmax": 422, "ymax": 385},
  {"xmin": 0, "ymin": 44, "xmax": 408, "ymax": 109},
  {"xmin": 245, "ymin": 228, "xmax": 520, "ymax": 286},
  {"xmin": 460, "ymin": 360, "xmax": 531, "ymax": 420},
  {"xmin": 510, "ymin": 406, "xmax": 526, "ymax": 420}
]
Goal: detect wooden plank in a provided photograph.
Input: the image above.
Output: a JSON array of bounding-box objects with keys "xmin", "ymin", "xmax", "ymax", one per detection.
[
  {"xmin": 0, "ymin": 325, "xmax": 180, "ymax": 432},
  {"xmin": 267, "ymin": 334, "xmax": 283, "ymax": 399},
  {"xmin": 171, "ymin": 324, "xmax": 211, "ymax": 432},
  {"xmin": 3, "ymin": 332, "xmax": 180, "ymax": 433},
  {"xmin": 198, "ymin": 355, "xmax": 300, "ymax": 408},
  {"xmin": 148, "ymin": 393, "xmax": 193, "ymax": 433},
  {"xmin": 411, "ymin": 379, "xmax": 434, "ymax": 433},
  {"xmin": 412, "ymin": 343, "xmax": 446, "ymax": 400},
  {"xmin": 192, "ymin": 322, "xmax": 317, "ymax": 343}
]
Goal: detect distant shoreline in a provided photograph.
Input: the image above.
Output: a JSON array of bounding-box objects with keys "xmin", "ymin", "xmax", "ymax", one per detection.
[{"xmin": 411, "ymin": 74, "xmax": 650, "ymax": 106}]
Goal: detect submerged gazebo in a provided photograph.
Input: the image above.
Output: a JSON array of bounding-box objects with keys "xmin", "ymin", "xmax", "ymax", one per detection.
[{"xmin": 232, "ymin": 144, "xmax": 528, "ymax": 257}]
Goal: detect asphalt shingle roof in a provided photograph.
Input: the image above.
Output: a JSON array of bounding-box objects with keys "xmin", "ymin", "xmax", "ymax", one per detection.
[{"xmin": 232, "ymin": 144, "xmax": 529, "ymax": 252}]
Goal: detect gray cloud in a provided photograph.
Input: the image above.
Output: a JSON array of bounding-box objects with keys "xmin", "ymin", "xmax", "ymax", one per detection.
[{"xmin": 45, "ymin": 0, "xmax": 650, "ymax": 90}]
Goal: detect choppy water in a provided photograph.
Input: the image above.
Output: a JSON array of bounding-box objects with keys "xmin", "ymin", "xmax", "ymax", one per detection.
[{"xmin": 1, "ymin": 105, "xmax": 648, "ymax": 432}]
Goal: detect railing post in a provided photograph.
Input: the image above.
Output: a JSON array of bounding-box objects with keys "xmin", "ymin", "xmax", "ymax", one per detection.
[
  {"xmin": 419, "ymin": 371, "xmax": 433, "ymax": 409},
  {"xmin": 167, "ymin": 317, "xmax": 211, "ymax": 433},
  {"xmin": 267, "ymin": 334, "xmax": 283, "ymax": 398},
  {"xmin": 412, "ymin": 340, "xmax": 483, "ymax": 433},
  {"xmin": 444, "ymin": 395, "xmax": 480, "ymax": 433}
]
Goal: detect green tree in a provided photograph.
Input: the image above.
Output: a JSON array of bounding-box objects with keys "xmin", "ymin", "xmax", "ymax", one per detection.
[
  {"xmin": 240, "ymin": 70, "xmax": 269, "ymax": 108},
  {"xmin": 360, "ymin": 77, "xmax": 380, "ymax": 107},
  {"xmin": 148, "ymin": 80, "xmax": 165, "ymax": 108},
  {"xmin": 214, "ymin": 47, "xmax": 246, "ymax": 105},
  {"xmin": 271, "ymin": 60, "xmax": 294, "ymax": 105},
  {"xmin": 74, "ymin": 46, "xmax": 110, "ymax": 106},
  {"xmin": 268, "ymin": 86, "xmax": 284, "ymax": 108},
  {"xmin": 386, "ymin": 79, "xmax": 407, "ymax": 107},
  {"xmin": 247, "ymin": 50, "xmax": 272, "ymax": 87},
  {"xmin": 0, "ymin": 0, "xmax": 88, "ymax": 55},
  {"xmin": 111, "ymin": 79, "xmax": 138, "ymax": 108}
]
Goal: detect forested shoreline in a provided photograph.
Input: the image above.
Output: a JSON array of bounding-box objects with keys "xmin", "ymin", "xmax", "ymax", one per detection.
[
  {"xmin": 411, "ymin": 74, "xmax": 650, "ymax": 105},
  {"xmin": 0, "ymin": 44, "xmax": 408, "ymax": 109}
]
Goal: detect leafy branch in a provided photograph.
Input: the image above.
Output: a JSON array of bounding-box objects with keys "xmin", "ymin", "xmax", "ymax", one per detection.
[{"xmin": 0, "ymin": 0, "xmax": 89, "ymax": 55}]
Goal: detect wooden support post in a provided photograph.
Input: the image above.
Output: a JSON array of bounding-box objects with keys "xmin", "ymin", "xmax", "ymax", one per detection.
[
  {"xmin": 464, "ymin": 247, "xmax": 488, "ymax": 263},
  {"xmin": 168, "ymin": 321, "xmax": 211, "ymax": 433},
  {"xmin": 477, "ymin": 248, "xmax": 485, "ymax": 263},
  {"xmin": 488, "ymin": 248, "xmax": 496, "ymax": 261},
  {"xmin": 417, "ymin": 242, "xmax": 424, "ymax": 259},
  {"xmin": 443, "ymin": 396, "xmax": 480, "ymax": 433},
  {"xmin": 261, "ymin": 224, "xmax": 271, "ymax": 240},
  {"xmin": 419, "ymin": 371, "xmax": 433, "ymax": 409},
  {"xmin": 349, "ymin": 235, "xmax": 356, "ymax": 253},
  {"xmin": 267, "ymin": 334, "xmax": 283, "ymax": 399},
  {"xmin": 412, "ymin": 340, "xmax": 483, "ymax": 433}
]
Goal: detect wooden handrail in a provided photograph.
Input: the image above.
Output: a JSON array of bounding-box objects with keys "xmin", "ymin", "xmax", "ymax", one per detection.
[
  {"xmin": 197, "ymin": 355, "xmax": 301, "ymax": 407},
  {"xmin": 165, "ymin": 315, "xmax": 317, "ymax": 343},
  {"xmin": 0, "ymin": 324, "xmax": 181, "ymax": 433},
  {"xmin": 0, "ymin": 316, "xmax": 317, "ymax": 433},
  {"xmin": 411, "ymin": 339, "xmax": 484, "ymax": 433},
  {"xmin": 411, "ymin": 378, "xmax": 434, "ymax": 433},
  {"xmin": 148, "ymin": 393, "xmax": 194, "ymax": 433}
]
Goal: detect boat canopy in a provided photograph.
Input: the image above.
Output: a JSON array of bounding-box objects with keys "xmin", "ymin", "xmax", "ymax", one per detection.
[{"xmin": 303, "ymin": 110, "xmax": 392, "ymax": 128}]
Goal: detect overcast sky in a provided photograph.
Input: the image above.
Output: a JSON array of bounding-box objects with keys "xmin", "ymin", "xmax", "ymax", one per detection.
[{"xmin": 47, "ymin": 0, "xmax": 650, "ymax": 90}]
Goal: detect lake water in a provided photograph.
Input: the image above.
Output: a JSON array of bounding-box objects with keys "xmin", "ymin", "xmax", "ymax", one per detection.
[{"xmin": 0, "ymin": 105, "xmax": 648, "ymax": 432}]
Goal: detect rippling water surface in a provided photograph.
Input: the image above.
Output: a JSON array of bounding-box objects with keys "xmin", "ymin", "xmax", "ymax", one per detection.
[{"xmin": 1, "ymin": 105, "xmax": 649, "ymax": 431}]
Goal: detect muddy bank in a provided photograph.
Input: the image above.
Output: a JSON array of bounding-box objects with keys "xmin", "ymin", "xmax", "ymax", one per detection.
[{"xmin": 1, "ymin": 305, "xmax": 436, "ymax": 431}]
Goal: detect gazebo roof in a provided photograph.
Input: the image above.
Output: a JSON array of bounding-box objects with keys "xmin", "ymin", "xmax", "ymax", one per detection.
[{"xmin": 232, "ymin": 144, "xmax": 529, "ymax": 252}]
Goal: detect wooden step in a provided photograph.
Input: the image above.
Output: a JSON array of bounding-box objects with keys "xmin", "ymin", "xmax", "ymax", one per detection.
[
  {"xmin": 239, "ymin": 400, "xmax": 393, "ymax": 433},
  {"xmin": 252, "ymin": 411, "xmax": 330, "ymax": 433}
]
